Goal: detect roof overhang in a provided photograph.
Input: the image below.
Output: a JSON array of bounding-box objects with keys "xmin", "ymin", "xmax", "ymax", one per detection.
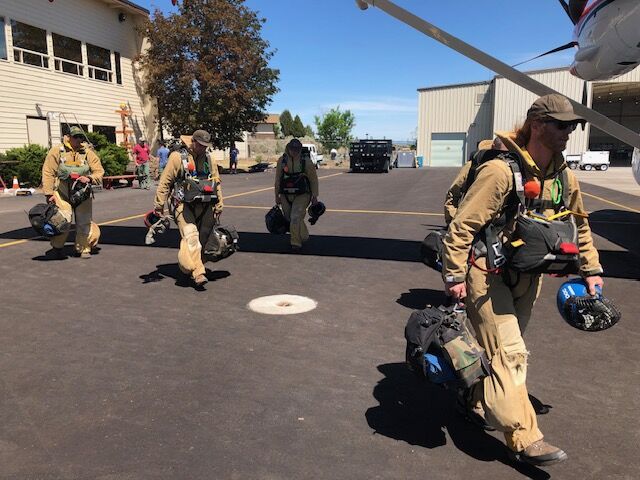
[{"xmin": 101, "ymin": 0, "xmax": 150, "ymax": 17}]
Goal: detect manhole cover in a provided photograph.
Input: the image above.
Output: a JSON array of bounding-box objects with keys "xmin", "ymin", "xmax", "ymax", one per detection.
[{"xmin": 248, "ymin": 295, "xmax": 317, "ymax": 315}]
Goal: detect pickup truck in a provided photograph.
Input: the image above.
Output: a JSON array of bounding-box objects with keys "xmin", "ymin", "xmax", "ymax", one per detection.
[
  {"xmin": 302, "ymin": 143, "xmax": 323, "ymax": 168},
  {"xmin": 349, "ymin": 139, "xmax": 393, "ymax": 173},
  {"xmin": 565, "ymin": 151, "xmax": 610, "ymax": 171}
]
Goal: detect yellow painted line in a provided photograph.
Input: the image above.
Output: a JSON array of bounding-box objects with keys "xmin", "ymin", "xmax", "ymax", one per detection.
[
  {"xmin": 0, "ymin": 238, "xmax": 32, "ymax": 248},
  {"xmin": 0, "ymin": 177, "xmax": 346, "ymax": 249},
  {"xmin": 98, "ymin": 214, "xmax": 146, "ymax": 226},
  {"xmin": 223, "ymin": 172, "xmax": 343, "ymax": 200},
  {"xmin": 582, "ymin": 192, "xmax": 640, "ymax": 214},
  {"xmin": 225, "ymin": 204, "xmax": 443, "ymax": 217}
]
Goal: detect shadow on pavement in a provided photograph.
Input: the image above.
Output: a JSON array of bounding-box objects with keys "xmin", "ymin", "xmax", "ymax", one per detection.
[
  {"xmin": 366, "ymin": 363, "xmax": 550, "ymax": 480},
  {"xmin": 139, "ymin": 263, "xmax": 230, "ymax": 289},
  {"xmin": 589, "ymin": 210, "xmax": 640, "ymax": 280},
  {"xmin": 1, "ymin": 224, "xmax": 424, "ymax": 263},
  {"xmin": 396, "ymin": 288, "xmax": 449, "ymax": 310}
]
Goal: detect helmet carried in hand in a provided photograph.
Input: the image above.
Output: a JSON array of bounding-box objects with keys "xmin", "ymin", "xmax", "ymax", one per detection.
[
  {"xmin": 307, "ymin": 201, "xmax": 326, "ymax": 225},
  {"xmin": 557, "ymin": 278, "xmax": 621, "ymax": 332}
]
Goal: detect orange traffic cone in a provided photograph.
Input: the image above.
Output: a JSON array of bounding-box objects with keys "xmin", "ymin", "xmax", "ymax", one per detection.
[{"xmin": 12, "ymin": 176, "xmax": 19, "ymax": 189}]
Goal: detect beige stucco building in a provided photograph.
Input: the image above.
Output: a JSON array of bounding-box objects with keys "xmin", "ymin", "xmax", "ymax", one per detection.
[
  {"xmin": 417, "ymin": 67, "xmax": 640, "ymax": 167},
  {"xmin": 0, "ymin": 0, "xmax": 155, "ymax": 152}
]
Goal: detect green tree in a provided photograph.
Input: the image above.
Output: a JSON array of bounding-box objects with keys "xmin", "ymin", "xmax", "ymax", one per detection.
[
  {"xmin": 304, "ymin": 124, "xmax": 314, "ymax": 138},
  {"xmin": 292, "ymin": 115, "xmax": 306, "ymax": 138},
  {"xmin": 280, "ymin": 109, "xmax": 294, "ymax": 137},
  {"xmin": 273, "ymin": 122, "xmax": 282, "ymax": 138},
  {"xmin": 138, "ymin": 0, "xmax": 279, "ymax": 149},
  {"xmin": 314, "ymin": 107, "xmax": 355, "ymax": 150}
]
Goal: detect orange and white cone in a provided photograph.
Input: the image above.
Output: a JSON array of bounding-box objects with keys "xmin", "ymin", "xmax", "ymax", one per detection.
[{"xmin": 12, "ymin": 176, "xmax": 20, "ymax": 189}]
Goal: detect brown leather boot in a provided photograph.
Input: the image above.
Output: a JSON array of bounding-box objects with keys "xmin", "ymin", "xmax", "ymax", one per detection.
[
  {"xmin": 194, "ymin": 274, "xmax": 208, "ymax": 287},
  {"xmin": 511, "ymin": 440, "xmax": 568, "ymax": 466}
]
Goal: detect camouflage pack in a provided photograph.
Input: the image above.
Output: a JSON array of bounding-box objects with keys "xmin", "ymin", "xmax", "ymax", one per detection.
[{"xmin": 405, "ymin": 305, "xmax": 491, "ymax": 389}]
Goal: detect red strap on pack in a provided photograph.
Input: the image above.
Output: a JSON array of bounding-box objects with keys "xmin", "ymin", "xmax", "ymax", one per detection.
[
  {"xmin": 203, "ymin": 185, "xmax": 213, "ymax": 193},
  {"xmin": 559, "ymin": 242, "xmax": 579, "ymax": 255}
]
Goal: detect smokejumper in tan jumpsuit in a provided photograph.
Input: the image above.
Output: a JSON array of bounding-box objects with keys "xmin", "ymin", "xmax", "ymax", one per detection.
[
  {"xmin": 274, "ymin": 152, "xmax": 319, "ymax": 248},
  {"xmin": 441, "ymin": 132, "xmax": 602, "ymax": 452},
  {"xmin": 41, "ymin": 142, "xmax": 104, "ymax": 255},
  {"xmin": 155, "ymin": 149, "xmax": 223, "ymax": 281}
]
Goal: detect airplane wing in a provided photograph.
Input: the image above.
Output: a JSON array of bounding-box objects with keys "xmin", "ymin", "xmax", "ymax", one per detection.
[{"xmin": 355, "ymin": 0, "xmax": 640, "ymax": 150}]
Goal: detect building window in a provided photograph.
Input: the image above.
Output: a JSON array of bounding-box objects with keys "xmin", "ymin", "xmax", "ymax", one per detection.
[
  {"xmin": 87, "ymin": 43, "xmax": 112, "ymax": 82},
  {"xmin": 52, "ymin": 32, "xmax": 83, "ymax": 76},
  {"xmin": 476, "ymin": 93, "xmax": 486, "ymax": 105},
  {"xmin": 114, "ymin": 51, "xmax": 122, "ymax": 85},
  {"xmin": 0, "ymin": 17, "xmax": 7, "ymax": 60},
  {"xmin": 93, "ymin": 125, "xmax": 116, "ymax": 144},
  {"xmin": 11, "ymin": 20, "xmax": 49, "ymax": 68}
]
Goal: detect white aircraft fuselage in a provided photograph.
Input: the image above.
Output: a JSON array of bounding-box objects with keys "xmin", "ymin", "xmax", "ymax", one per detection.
[{"xmin": 570, "ymin": 0, "xmax": 640, "ymax": 81}]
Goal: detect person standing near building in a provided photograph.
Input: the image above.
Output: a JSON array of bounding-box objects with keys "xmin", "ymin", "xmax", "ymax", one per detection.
[
  {"xmin": 442, "ymin": 94, "xmax": 603, "ymax": 467},
  {"xmin": 156, "ymin": 141, "xmax": 170, "ymax": 179},
  {"xmin": 154, "ymin": 130, "xmax": 223, "ymax": 287},
  {"xmin": 133, "ymin": 138, "xmax": 151, "ymax": 189},
  {"xmin": 229, "ymin": 143, "xmax": 239, "ymax": 174},
  {"xmin": 274, "ymin": 139, "xmax": 319, "ymax": 252},
  {"xmin": 41, "ymin": 126, "xmax": 104, "ymax": 259}
]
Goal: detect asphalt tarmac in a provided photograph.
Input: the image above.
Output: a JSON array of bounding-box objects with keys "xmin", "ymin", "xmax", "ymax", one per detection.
[{"xmin": 1, "ymin": 168, "xmax": 639, "ymax": 480}]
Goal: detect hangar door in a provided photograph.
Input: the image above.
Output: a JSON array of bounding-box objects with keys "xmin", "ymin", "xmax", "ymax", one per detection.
[{"xmin": 430, "ymin": 133, "xmax": 466, "ymax": 166}]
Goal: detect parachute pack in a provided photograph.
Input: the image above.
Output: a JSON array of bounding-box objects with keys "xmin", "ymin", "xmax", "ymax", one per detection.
[
  {"xmin": 404, "ymin": 305, "xmax": 491, "ymax": 389},
  {"xmin": 28, "ymin": 203, "xmax": 71, "ymax": 238},
  {"xmin": 202, "ymin": 224, "xmax": 239, "ymax": 262},
  {"xmin": 460, "ymin": 149, "xmax": 580, "ymax": 275},
  {"xmin": 279, "ymin": 154, "xmax": 310, "ymax": 196}
]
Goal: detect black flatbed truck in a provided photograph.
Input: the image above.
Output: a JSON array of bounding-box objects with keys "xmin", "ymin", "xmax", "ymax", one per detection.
[{"xmin": 349, "ymin": 139, "xmax": 393, "ymax": 173}]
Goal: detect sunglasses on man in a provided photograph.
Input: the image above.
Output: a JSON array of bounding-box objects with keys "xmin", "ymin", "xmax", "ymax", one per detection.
[{"xmin": 544, "ymin": 119, "xmax": 581, "ymax": 131}]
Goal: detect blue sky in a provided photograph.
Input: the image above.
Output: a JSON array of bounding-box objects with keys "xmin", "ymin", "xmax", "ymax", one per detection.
[{"xmin": 140, "ymin": 0, "xmax": 576, "ymax": 141}]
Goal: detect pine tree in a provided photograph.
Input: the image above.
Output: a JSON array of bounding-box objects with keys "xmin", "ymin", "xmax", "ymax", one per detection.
[
  {"xmin": 280, "ymin": 110, "xmax": 294, "ymax": 137},
  {"xmin": 292, "ymin": 115, "xmax": 306, "ymax": 138}
]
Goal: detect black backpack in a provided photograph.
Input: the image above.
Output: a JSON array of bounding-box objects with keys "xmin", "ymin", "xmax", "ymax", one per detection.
[{"xmin": 405, "ymin": 305, "xmax": 491, "ymax": 389}]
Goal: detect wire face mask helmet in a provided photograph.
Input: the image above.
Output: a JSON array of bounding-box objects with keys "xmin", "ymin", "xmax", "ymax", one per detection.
[
  {"xmin": 307, "ymin": 201, "xmax": 326, "ymax": 225},
  {"xmin": 557, "ymin": 278, "xmax": 621, "ymax": 332},
  {"xmin": 69, "ymin": 179, "xmax": 92, "ymax": 207},
  {"xmin": 144, "ymin": 210, "xmax": 170, "ymax": 245}
]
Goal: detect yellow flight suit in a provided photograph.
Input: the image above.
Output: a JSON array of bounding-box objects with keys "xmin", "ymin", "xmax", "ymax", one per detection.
[
  {"xmin": 155, "ymin": 149, "xmax": 223, "ymax": 280},
  {"xmin": 442, "ymin": 131, "xmax": 602, "ymax": 453},
  {"xmin": 41, "ymin": 142, "xmax": 104, "ymax": 254},
  {"xmin": 274, "ymin": 154, "xmax": 319, "ymax": 248}
]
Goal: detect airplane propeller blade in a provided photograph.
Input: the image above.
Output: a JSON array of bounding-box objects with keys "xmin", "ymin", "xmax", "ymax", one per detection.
[
  {"xmin": 557, "ymin": 0, "xmax": 576, "ymax": 24},
  {"xmin": 356, "ymin": 0, "xmax": 640, "ymax": 150},
  {"xmin": 512, "ymin": 41, "xmax": 578, "ymax": 68}
]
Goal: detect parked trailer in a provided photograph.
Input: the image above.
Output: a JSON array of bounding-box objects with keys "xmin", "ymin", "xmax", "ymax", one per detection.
[
  {"xmin": 565, "ymin": 151, "xmax": 610, "ymax": 171},
  {"xmin": 396, "ymin": 151, "xmax": 416, "ymax": 168}
]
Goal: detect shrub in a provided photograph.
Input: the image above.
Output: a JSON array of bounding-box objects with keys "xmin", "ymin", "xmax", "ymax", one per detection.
[
  {"xmin": 85, "ymin": 131, "xmax": 111, "ymax": 150},
  {"xmin": 98, "ymin": 144, "xmax": 130, "ymax": 176},
  {"xmin": 3, "ymin": 144, "xmax": 48, "ymax": 187}
]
